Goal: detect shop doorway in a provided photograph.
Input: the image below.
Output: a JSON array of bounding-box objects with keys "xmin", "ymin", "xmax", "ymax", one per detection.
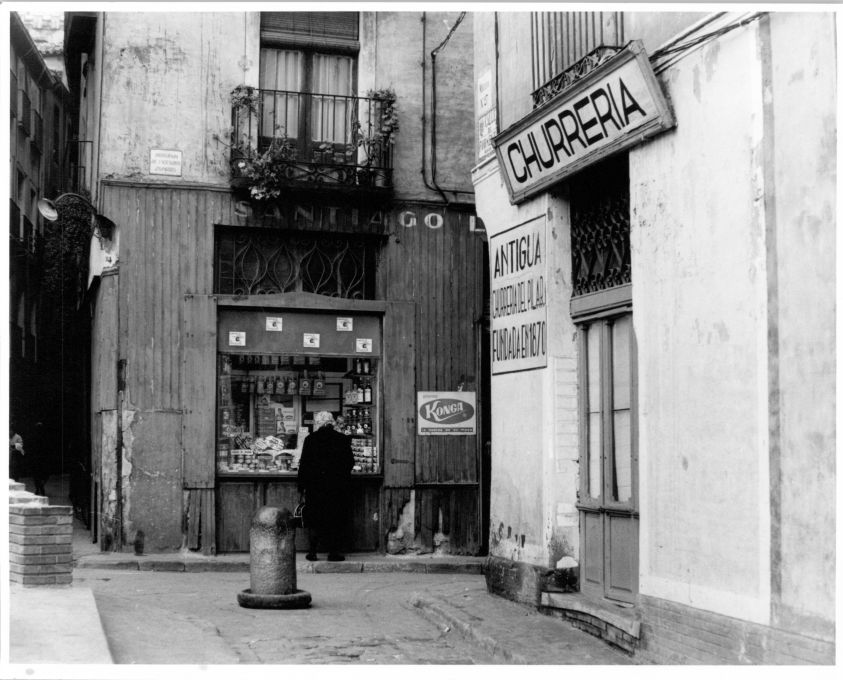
[{"xmin": 569, "ymin": 156, "xmax": 638, "ymax": 603}]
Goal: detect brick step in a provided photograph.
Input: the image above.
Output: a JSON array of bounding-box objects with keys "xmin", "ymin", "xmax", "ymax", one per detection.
[{"xmin": 8, "ymin": 491, "xmax": 47, "ymax": 505}]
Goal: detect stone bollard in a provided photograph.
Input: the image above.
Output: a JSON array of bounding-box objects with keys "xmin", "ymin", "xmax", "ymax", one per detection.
[{"xmin": 237, "ymin": 506, "xmax": 311, "ymax": 609}]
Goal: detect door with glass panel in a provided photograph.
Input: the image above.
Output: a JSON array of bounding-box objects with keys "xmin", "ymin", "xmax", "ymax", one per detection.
[{"xmin": 577, "ymin": 312, "xmax": 638, "ymax": 603}]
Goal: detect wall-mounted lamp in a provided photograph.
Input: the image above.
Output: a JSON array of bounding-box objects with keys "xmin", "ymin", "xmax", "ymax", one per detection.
[{"xmin": 37, "ymin": 193, "xmax": 115, "ymax": 242}]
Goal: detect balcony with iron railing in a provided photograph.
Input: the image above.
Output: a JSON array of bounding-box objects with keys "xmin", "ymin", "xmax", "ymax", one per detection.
[{"xmin": 229, "ymin": 87, "xmax": 397, "ymax": 200}]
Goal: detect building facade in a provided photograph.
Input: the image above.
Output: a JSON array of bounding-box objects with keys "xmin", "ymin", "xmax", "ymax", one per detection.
[
  {"xmin": 9, "ymin": 12, "xmax": 73, "ymax": 455},
  {"xmin": 63, "ymin": 11, "xmax": 488, "ymax": 556},
  {"xmin": 472, "ymin": 10, "xmax": 835, "ymax": 663}
]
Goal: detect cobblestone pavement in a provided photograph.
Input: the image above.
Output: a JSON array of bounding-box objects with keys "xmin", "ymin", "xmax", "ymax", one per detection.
[{"xmin": 78, "ymin": 569, "xmax": 498, "ymax": 664}]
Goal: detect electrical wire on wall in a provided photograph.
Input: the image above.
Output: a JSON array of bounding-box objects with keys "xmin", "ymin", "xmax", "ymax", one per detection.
[{"xmin": 650, "ymin": 12, "xmax": 767, "ymax": 74}]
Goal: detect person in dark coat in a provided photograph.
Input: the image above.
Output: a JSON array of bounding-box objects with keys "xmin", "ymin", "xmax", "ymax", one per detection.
[{"xmin": 297, "ymin": 411, "xmax": 353, "ymax": 562}]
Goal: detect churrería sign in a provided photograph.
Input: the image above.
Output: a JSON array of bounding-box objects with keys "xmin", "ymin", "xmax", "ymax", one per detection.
[{"xmin": 494, "ymin": 41, "xmax": 674, "ymax": 204}]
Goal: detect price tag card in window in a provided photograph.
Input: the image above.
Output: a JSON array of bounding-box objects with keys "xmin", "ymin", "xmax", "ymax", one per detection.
[
  {"xmin": 336, "ymin": 317, "xmax": 353, "ymax": 332},
  {"xmin": 356, "ymin": 338, "xmax": 373, "ymax": 353},
  {"xmin": 303, "ymin": 333, "xmax": 320, "ymax": 348},
  {"xmin": 228, "ymin": 331, "xmax": 246, "ymax": 346},
  {"xmin": 266, "ymin": 317, "xmax": 283, "ymax": 331}
]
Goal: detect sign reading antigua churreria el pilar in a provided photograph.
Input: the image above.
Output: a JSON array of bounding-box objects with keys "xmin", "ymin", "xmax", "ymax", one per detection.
[{"xmin": 494, "ymin": 41, "xmax": 674, "ymax": 204}]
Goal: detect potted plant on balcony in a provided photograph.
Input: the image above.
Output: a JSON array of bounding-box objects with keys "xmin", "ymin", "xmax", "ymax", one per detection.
[
  {"xmin": 233, "ymin": 136, "xmax": 294, "ymax": 201},
  {"xmin": 356, "ymin": 88, "xmax": 398, "ymax": 187}
]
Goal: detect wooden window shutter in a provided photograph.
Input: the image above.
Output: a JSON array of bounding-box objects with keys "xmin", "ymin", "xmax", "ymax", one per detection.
[
  {"xmin": 261, "ymin": 12, "xmax": 359, "ymax": 51},
  {"xmin": 181, "ymin": 294, "xmax": 217, "ymax": 488}
]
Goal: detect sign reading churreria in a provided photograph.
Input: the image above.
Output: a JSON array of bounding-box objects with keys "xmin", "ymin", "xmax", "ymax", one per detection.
[
  {"xmin": 494, "ymin": 41, "xmax": 674, "ymax": 204},
  {"xmin": 491, "ymin": 216, "xmax": 547, "ymax": 375},
  {"xmin": 417, "ymin": 392, "xmax": 477, "ymax": 435}
]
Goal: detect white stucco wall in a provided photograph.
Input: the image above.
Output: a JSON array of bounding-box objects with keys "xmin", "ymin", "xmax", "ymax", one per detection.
[
  {"xmin": 630, "ymin": 13, "xmax": 836, "ymax": 625},
  {"xmin": 473, "ymin": 159, "xmax": 579, "ymax": 567},
  {"xmin": 98, "ymin": 13, "xmax": 256, "ymax": 184},
  {"xmin": 767, "ymin": 12, "xmax": 835, "ymax": 634}
]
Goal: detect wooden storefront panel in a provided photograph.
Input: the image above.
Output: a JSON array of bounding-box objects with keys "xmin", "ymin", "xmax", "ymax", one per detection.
[
  {"xmin": 382, "ymin": 301, "xmax": 416, "ymax": 487},
  {"xmin": 381, "ymin": 486, "xmax": 413, "ymax": 535},
  {"xmin": 185, "ymin": 487, "xmax": 216, "ymax": 555},
  {"xmin": 415, "ymin": 486, "xmax": 481, "ymax": 555},
  {"xmin": 377, "ymin": 207, "xmax": 484, "ymax": 486},
  {"xmin": 216, "ymin": 481, "xmax": 261, "ymax": 553},
  {"xmin": 218, "ymin": 479, "xmax": 380, "ymax": 553},
  {"xmin": 181, "ymin": 294, "xmax": 217, "ymax": 488}
]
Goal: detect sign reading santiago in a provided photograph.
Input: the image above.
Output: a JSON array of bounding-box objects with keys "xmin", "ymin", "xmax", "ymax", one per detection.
[
  {"xmin": 417, "ymin": 391, "xmax": 477, "ymax": 435},
  {"xmin": 494, "ymin": 41, "xmax": 674, "ymax": 204},
  {"xmin": 490, "ymin": 216, "xmax": 547, "ymax": 375}
]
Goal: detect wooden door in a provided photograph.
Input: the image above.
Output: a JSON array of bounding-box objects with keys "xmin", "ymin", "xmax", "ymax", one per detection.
[{"xmin": 577, "ymin": 312, "xmax": 638, "ymax": 602}]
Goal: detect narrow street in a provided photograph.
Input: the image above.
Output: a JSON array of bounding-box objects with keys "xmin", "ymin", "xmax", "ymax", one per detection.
[{"xmin": 77, "ymin": 569, "xmax": 499, "ymax": 664}]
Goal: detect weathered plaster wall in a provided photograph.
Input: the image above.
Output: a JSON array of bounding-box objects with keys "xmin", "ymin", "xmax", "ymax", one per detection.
[
  {"xmin": 496, "ymin": 13, "xmax": 534, "ymax": 132},
  {"xmin": 98, "ymin": 13, "xmax": 248, "ymax": 184},
  {"xmin": 473, "ymin": 159, "xmax": 579, "ymax": 568},
  {"xmin": 626, "ymin": 12, "xmax": 708, "ymax": 54},
  {"xmin": 632, "ymin": 19, "xmax": 772, "ymax": 624},
  {"xmin": 362, "ymin": 11, "xmax": 475, "ymax": 201},
  {"xmin": 767, "ymin": 12, "xmax": 835, "ymax": 637}
]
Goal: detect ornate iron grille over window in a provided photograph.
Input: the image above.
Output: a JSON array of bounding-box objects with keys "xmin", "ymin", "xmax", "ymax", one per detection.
[
  {"xmin": 570, "ymin": 156, "xmax": 630, "ymax": 297},
  {"xmin": 215, "ymin": 228, "xmax": 377, "ymax": 299}
]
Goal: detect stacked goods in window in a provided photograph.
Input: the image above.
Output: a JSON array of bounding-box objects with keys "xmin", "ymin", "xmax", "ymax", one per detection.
[{"xmin": 351, "ymin": 436, "xmax": 378, "ymax": 473}]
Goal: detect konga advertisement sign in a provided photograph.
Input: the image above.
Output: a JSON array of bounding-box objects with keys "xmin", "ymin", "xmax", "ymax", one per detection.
[{"xmin": 417, "ymin": 392, "xmax": 477, "ymax": 435}]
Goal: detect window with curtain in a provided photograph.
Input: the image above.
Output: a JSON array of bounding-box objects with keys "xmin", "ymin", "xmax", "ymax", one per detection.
[
  {"xmin": 259, "ymin": 12, "xmax": 359, "ymax": 160},
  {"xmin": 259, "ymin": 48, "xmax": 356, "ymax": 156}
]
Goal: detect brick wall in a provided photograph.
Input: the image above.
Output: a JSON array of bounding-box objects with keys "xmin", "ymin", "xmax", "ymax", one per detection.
[
  {"xmin": 637, "ymin": 594, "xmax": 834, "ymax": 664},
  {"xmin": 9, "ymin": 484, "xmax": 74, "ymax": 586}
]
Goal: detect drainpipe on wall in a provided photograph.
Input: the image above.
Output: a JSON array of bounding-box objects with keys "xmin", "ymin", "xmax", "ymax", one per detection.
[{"xmin": 420, "ymin": 12, "xmax": 475, "ymax": 206}]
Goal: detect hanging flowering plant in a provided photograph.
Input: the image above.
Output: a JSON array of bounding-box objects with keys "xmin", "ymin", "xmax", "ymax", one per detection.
[
  {"xmin": 230, "ymin": 84, "xmax": 261, "ymax": 115},
  {"xmin": 233, "ymin": 136, "xmax": 295, "ymax": 201}
]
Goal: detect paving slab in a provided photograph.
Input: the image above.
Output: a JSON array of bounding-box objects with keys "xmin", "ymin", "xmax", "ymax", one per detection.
[{"xmin": 9, "ymin": 585, "xmax": 113, "ymax": 664}]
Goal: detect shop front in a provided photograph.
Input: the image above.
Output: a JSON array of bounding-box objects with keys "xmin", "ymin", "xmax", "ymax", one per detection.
[{"xmin": 214, "ymin": 306, "xmax": 385, "ymax": 552}]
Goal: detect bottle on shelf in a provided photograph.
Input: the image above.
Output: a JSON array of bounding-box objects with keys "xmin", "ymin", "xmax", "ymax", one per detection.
[
  {"xmin": 356, "ymin": 380, "xmax": 364, "ymax": 403},
  {"xmin": 355, "ymin": 358, "xmax": 363, "ymax": 374},
  {"xmin": 363, "ymin": 359, "xmax": 370, "ymax": 374},
  {"xmin": 363, "ymin": 380, "xmax": 372, "ymax": 404}
]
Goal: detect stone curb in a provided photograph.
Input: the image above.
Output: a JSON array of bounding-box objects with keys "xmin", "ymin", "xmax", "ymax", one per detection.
[
  {"xmin": 410, "ymin": 593, "xmax": 527, "ymax": 664},
  {"xmin": 75, "ymin": 556, "xmax": 485, "ymax": 575}
]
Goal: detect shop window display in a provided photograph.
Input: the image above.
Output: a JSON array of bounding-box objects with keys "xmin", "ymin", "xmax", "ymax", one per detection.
[{"xmin": 217, "ymin": 353, "xmax": 379, "ymax": 475}]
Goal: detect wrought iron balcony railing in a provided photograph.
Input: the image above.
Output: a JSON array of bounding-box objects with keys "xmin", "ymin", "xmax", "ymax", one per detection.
[{"xmin": 230, "ymin": 88, "xmax": 395, "ymax": 195}]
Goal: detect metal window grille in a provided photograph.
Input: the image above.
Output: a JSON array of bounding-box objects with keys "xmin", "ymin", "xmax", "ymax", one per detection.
[
  {"xmin": 215, "ymin": 228, "xmax": 377, "ymax": 299},
  {"xmin": 570, "ymin": 157, "xmax": 631, "ymax": 297}
]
